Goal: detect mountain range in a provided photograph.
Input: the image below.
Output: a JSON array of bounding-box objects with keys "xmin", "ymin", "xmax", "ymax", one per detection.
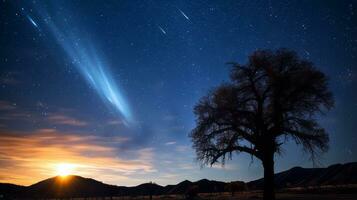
[{"xmin": 1, "ymin": 162, "xmax": 356, "ymax": 198}]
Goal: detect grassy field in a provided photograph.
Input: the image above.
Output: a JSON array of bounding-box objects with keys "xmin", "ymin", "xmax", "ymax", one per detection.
[
  {"xmin": 62, "ymin": 193, "xmax": 357, "ymax": 200},
  {"xmin": 14, "ymin": 185, "xmax": 357, "ymax": 200},
  {"xmin": 64, "ymin": 191, "xmax": 357, "ymax": 200},
  {"xmin": 198, "ymin": 192, "xmax": 357, "ymax": 200},
  {"xmin": 109, "ymin": 185, "xmax": 357, "ymax": 200}
]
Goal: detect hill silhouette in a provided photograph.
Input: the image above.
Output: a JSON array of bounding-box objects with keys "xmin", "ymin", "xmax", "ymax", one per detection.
[
  {"xmin": 248, "ymin": 162, "xmax": 357, "ymax": 189},
  {"xmin": 27, "ymin": 175, "xmax": 121, "ymax": 198},
  {"xmin": 1, "ymin": 162, "xmax": 356, "ymax": 198}
]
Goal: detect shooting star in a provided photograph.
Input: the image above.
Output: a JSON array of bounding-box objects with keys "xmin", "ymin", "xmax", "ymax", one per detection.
[
  {"xmin": 158, "ymin": 26, "xmax": 166, "ymax": 35},
  {"xmin": 177, "ymin": 8, "xmax": 190, "ymax": 20},
  {"xmin": 26, "ymin": 15, "xmax": 39, "ymax": 28}
]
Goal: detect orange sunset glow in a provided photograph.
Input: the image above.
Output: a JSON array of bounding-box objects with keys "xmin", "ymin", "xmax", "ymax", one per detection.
[
  {"xmin": 55, "ymin": 163, "xmax": 77, "ymax": 177},
  {"xmin": 0, "ymin": 130, "xmax": 155, "ymax": 186}
]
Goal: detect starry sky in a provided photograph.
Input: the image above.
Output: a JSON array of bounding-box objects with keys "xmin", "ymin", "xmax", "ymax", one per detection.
[{"xmin": 0, "ymin": 0, "xmax": 356, "ymax": 186}]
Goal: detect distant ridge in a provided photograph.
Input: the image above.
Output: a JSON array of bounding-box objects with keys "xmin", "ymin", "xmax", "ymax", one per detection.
[
  {"xmin": 1, "ymin": 162, "xmax": 356, "ymax": 198},
  {"xmin": 248, "ymin": 162, "xmax": 357, "ymax": 189},
  {"xmin": 0, "ymin": 176, "xmax": 235, "ymax": 198}
]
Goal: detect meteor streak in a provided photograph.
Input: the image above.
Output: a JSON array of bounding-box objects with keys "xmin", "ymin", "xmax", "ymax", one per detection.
[
  {"xmin": 177, "ymin": 8, "xmax": 189, "ymax": 20},
  {"xmin": 26, "ymin": 15, "xmax": 38, "ymax": 28},
  {"xmin": 158, "ymin": 26, "xmax": 166, "ymax": 35}
]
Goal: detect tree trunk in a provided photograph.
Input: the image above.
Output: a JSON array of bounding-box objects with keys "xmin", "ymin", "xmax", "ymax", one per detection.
[{"xmin": 263, "ymin": 152, "xmax": 275, "ymax": 200}]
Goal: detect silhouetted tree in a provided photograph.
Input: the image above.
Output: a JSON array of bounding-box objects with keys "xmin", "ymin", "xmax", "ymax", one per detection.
[{"xmin": 190, "ymin": 49, "xmax": 333, "ymax": 200}]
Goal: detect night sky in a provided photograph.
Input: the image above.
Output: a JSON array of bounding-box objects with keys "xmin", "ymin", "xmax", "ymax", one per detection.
[{"xmin": 0, "ymin": 0, "xmax": 356, "ymax": 186}]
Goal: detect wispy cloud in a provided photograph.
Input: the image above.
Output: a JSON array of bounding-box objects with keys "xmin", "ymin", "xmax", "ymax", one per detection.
[
  {"xmin": 165, "ymin": 141, "xmax": 176, "ymax": 145},
  {"xmin": 176, "ymin": 145, "xmax": 190, "ymax": 152},
  {"xmin": 107, "ymin": 119, "xmax": 124, "ymax": 125},
  {"xmin": 0, "ymin": 101, "xmax": 88, "ymax": 128},
  {"xmin": 0, "ymin": 130, "xmax": 155, "ymax": 186},
  {"xmin": 0, "ymin": 101, "xmax": 17, "ymax": 111},
  {"xmin": 0, "ymin": 78, "xmax": 20, "ymax": 85},
  {"xmin": 48, "ymin": 114, "xmax": 87, "ymax": 127},
  {"xmin": 0, "ymin": 71, "xmax": 21, "ymax": 86},
  {"xmin": 0, "ymin": 101, "xmax": 31, "ymax": 121},
  {"xmin": 211, "ymin": 163, "xmax": 236, "ymax": 170}
]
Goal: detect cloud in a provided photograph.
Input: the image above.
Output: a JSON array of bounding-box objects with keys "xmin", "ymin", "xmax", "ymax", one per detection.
[
  {"xmin": 0, "ymin": 130, "xmax": 155, "ymax": 186},
  {"xmin": 0, "ymin": 103, "xmax": 31, "ymax": 121},
  {"xmin": 177, "ymin": 163, "xmax": 195, "ymax": 170},
  {"xmin": 176, "ymin": 145, "xmax": 190, "ymax": 152},
  {"xmin": 0, "ymin": 71, "xmax": 21, "ymax": 86},
  {"xmin": 107, "ymin": 119, "xmax": 124, "ymax": 125},
  {"xmin": 0, "ymin": 101, "xmax": 88, "ymax": 128},
  {"xmin": 160, "ymin": 173, "xmax": 179, "ymax": 179},
  {"xmin": 165, "ymin": 141, "xmax": 176, "ymax": 145},
  {"xmin": 211, "ymin": 163, "xmax": 236, "ymax": 170},
  {"xmin": 48, "ymin": 114, "xmax": 87, "ymax": 126},
  {"xmin": 0, "ymin": 101, "xmax": 17, "ymax": 111},
  {"xmin": 0, "ymin": 78, "xmax": 20, "ymax": 85}
]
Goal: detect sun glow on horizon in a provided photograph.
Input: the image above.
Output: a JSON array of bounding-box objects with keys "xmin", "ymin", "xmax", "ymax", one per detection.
[{"xmin": 55, "ymin": 163, "xmax": 76, "ymax": 177}]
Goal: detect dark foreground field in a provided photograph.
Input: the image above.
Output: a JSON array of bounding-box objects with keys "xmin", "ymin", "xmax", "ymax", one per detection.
[
  {"xmin": 198, "ymin": 192, "xmax": 357, "ymax": 200},
  {"xmin": 199, "ymin": 192, "xmax": 357, "ymax": 200},
  {"xmin": 31, "ymin": 192, "xmax": 355, "ymax": 200},
  {"xmin": 89, "ymin": 186, "xmax": 357, "ymax": 200}
]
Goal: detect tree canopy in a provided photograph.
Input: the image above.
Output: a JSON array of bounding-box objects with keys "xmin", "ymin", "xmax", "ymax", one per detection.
[{"xmin": 190, "ymin": 49, "xmax": 333, "ymax": 166}]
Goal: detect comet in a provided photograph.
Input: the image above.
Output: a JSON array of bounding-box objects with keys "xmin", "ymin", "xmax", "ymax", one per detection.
[{"xmin": 32, "ymin": 4, "xmax": 133, "ymax": 125}]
